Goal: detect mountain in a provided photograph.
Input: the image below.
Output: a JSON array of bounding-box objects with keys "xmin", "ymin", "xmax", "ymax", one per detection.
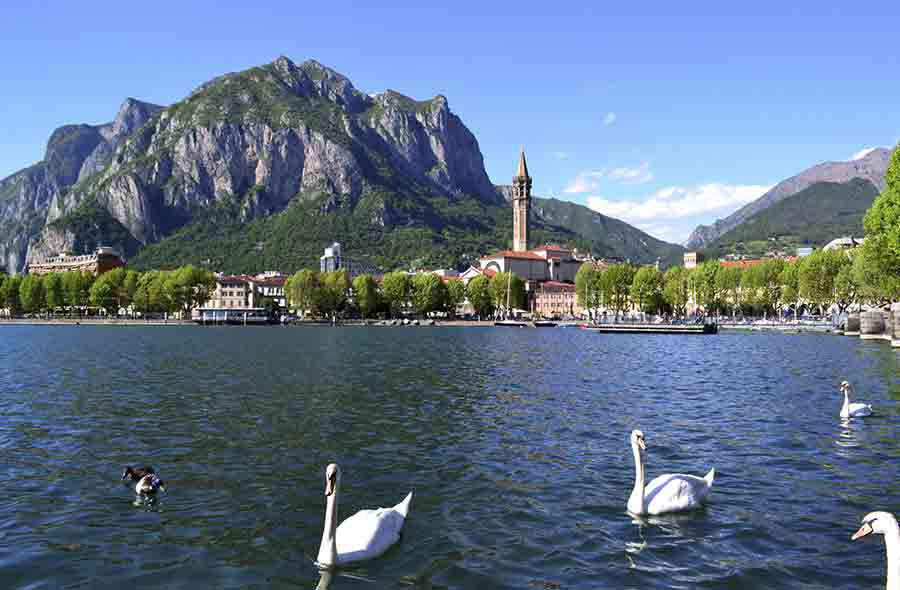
[
  {"xmin": 701, "ymin": 178, "xmax": 880, "ymax": 258},
  {"xmin": 685, "ymin": 148, "xmax": 892, "ymax": 249},
  {"xmin": 0, "ymin": 98, "xmax": 163, "ymax": 272},
  {"xmin": 0, "ymin": 56, "xmax": 681, "ymax": 274}
]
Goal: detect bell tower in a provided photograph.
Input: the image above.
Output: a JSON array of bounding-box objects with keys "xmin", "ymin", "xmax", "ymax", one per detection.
[{"xmin": 512, "ymin": 147, "xmax": 532, "ymax": 252}]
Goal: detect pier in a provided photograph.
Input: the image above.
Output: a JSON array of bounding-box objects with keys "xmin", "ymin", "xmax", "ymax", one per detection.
[{"xmin": 579, "ymin": 323, "xmax": 717, "ymax": 335}]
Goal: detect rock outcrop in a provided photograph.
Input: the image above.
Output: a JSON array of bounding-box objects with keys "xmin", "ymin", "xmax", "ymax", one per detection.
[{"xmin": 2, "ymin": 57, "xmax": 504, "ymax": 272}]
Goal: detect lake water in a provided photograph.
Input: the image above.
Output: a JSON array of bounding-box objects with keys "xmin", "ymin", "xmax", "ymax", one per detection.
[{"xmin": 0, "ymin": 326, "xmax": 898, "ymax": 589}]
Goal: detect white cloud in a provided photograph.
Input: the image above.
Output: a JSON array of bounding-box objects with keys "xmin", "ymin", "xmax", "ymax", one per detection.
[
  {"xmin": 587, "ymin": 182, "xmax": 773, "ymax": 223},
  {"xmin": 603, "ymin": 112, "xmax": 617, "ymax": 126},
  {"xmin": 563, "ymin": 170, "xmax": 605, "ymax": 193},
  {"xmin": 551, "ymin": 151, "xmax": 569, "ymax": 160},
  {"xmin": 586, "ymin": 183, "xmax": 773, "ymax": 243},
  {"xmin": 606, "ymin": 161, "xmax": 654, "ymax": 185},
  {"xmin": 850, "ymin": 147, "xmax": 877, "ymax": 161},
  {"xmin": 562, "ymin": 161, "xmax": 654, "ymax": 193}
]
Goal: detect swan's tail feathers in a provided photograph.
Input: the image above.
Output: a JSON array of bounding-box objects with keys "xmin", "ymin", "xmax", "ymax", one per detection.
[
  {"xmin": 395, "ymin": 491, "xmax": 413, "ymax": 518},
  {"xmin": 704, "ymin": 468, "xmax": 716, "ymax": 486}
]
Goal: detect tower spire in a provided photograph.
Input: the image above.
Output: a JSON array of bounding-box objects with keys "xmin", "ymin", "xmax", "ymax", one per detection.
[
  {"xmin": 516, "ymin": 146, "xmax": 530, "ymax": 179},
  {"xmin": 512, "ymin": 146, "xmax": 532, "ymax": 252}
]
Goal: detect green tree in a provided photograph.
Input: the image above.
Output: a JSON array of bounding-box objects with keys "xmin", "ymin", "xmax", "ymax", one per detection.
[
  {"xmin": 44, "ymin": 273, "xmax": 65, "ymax": 313},
  {"xmin": 352, "ymin": 274, "xmax": 379, "ymax": 318},
  {"xmin": 852, "ymin": 248, "xmax": 883, "ymax": 305},
  {"xmin": 411, "ymin": 272, "xmax": 448, "ymax": 317},
  {"xmin": 466, "ymin": 275, "xmax": 493, "ymax": 319},
  {"xmin": 319, "ymin": 270, "xmax": 350, "ymax": 319},
  {"xmin": 445, "ymin": 279, "xmax": 466, "ymax": 318},
  {"xmin": 575, "ymin": 263, "xmax": 602, "ymax": 316},
  {"xmin": 858, "ymin": 144, "xmax": 900, "ymax": 299},
  {"xmin": 602, "ymin": 264, "xmax": 635, "ymax": 318},
  {"xmin": 489, "ymin": 272, "xmax": 526, "ymax": 316},
  {"xmin": 19, "ymin": 275, "xmax": 46, "ymax": 315},
  {"xmin": 834, "ymin": 258, "xmax": 858, "ymax": 315},
  {"xmin": 380, "ymin": 271, "xmax": 411, "ymax": 318},
  {"xmin": 90, "ymin": 274, "xmax": 118, "ymax": 314},
  {"xmin": 716, "ymin": 266, "xmax": 743, "ymax": 318},
  {"xmin": 285, "ymin": 269, "xmax": 321, "ymax": 318},
  {"xmin": 799, "ymin": 249, "xmax": 848, "ymax": 315},
  {"xmin": 121, "ymin": 270, "xmax": 140, "ymax": 315},
  {"xmin": 692, "ymin": 261, "xmax": 721, "ymax": 315},
  {"xmin": 630, "ymin": 266, "xmax": 664, "ymax": 315},
  {"xmin": 2, "ymin": 276, "xmax": 22, "ymax": 316},
  {"xmin": 743, "ymin": 259, "xmax": 786, "ymax": 317},
  {"xmin": 780, "ymin": 261, "xmax": 801, "ymax": 319},
  {"xmin": 663, "ymin": 266, "xmax": 691, "ymax": 318}
]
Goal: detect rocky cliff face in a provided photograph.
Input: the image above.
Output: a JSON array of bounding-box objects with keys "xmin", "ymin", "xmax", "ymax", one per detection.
[
  {"xmin": 685, "ymin": 148, "xmax": 893, "ymax": 249},
  {"xmin": 0, "ymin": 98, "xmax": 162, "ymax": 273},
  {"xmin": 2, "ymin": 56, "xmax": 502, "ymax": 272}
]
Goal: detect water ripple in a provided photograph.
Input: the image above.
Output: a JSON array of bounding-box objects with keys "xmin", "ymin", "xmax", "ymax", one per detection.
[{"xmin": 0, "ymin": 326, "xmax": 897, "ymax": 589}]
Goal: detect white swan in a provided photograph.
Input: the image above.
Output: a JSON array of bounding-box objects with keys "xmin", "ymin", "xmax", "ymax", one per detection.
[
  {"xmin": 316, "ymin": 463, "xmax": 412, "ymax": 568},
  {"xmin": 852, "ymin": 511, "xmax": 899, "ymax": 590},
  {"xmin": 841, "ymin": 381, "xmax": 873, "ymax": 418},
  {"xmin": 627, "ymin": 430, "xmax": 714, "ymax": 516}
]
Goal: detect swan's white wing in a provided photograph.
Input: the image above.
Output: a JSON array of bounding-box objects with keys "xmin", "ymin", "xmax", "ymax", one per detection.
[
  {"xmin": 847, "ymin": 402, "xmax": 872, "ymax": 416},
  {"xmin": 335, "ymin": 507, "xmax": 406, "ymax": 563},
  {"xmin": 644, "ymin": 472, "xmax": 713, "ymax": 515}
]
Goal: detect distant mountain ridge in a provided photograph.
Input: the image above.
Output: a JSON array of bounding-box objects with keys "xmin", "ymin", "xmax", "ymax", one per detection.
[
  {"xmin": 0, "ymin": 56, "xmax": 682, "ymax": 274},
  {"xmin": 685, "ymin": 148, "xmax": 892, "ymax": 249},
  {"xmin": 701, "ymin": 177, "xmax": 880, "ymax": 258}
]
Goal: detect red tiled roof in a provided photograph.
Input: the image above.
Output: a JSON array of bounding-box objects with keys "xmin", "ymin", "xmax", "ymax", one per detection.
[
  {"xmin": 483, "ymin": 268, "xmax": 497, "ymax": 277},
  {"xmin": 218, "ymin": 275, "xmax": 254, "ymax": 283},
  {"xmin": 719, "ymin": 257, "xmax": 797, "ymax": 268},
  {"xmin": 481, "ymin": 250, "xmax": 546, "ymax": 261},
  {"xmin": 541, "ymin": 281, "xmax": 576, "ymax": 289},
  {"xmin": 255, "ymin": 277, "xmax": 286, "ymax": 286},
  {"xmin": 532, "ymin": 244, "xmax": 571, "ymax": 252}
]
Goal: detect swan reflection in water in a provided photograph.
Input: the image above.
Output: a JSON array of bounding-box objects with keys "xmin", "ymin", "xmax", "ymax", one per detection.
[
  {"xmin": 313, "ymin": 567, "xmax": 378, "ymax": 589},
  {"xmin": 315, "ymin": 570, "xmax": 332, "ymax": 589},
  {"xmin": 835, "ymin": 417, "xmax": 862, "ymax": 454},
  {"xmin": 624, "ymin": 511, "xmax": 705, "ymax": 568}
]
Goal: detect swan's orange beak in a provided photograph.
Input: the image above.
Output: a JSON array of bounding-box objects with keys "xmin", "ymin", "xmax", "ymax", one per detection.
[
  {"xmin": 637, "ymin": 438, "xmax": 646, "ymax": 451},
  {"xmin": 851, "ymin": 522, "xmax": 873, "ymax": 541},
  {"xmin": 325, "ymin": 473, "xmax": 336, "ymax": 497}
]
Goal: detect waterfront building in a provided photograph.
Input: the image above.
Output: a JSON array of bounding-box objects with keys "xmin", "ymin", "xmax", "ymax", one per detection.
[
  {"xmin": 202, "ymin": 272, "xmax": 287, "ymax": 312},
  {"xmin": 823, "ymin": 236, "xmax": 865, "ymax": 251},
  {"xmin": 319, "ymin": 242, "xmax": 377, "ymax": 278},
  {"xmin": 683, "ymin": 251, "xmax": 704, "ymax": 269},
  {"xmin": 532, "ymin": 281, "xmax": 581, "ymax": 318},
  {"xmin": 26, "ymin": 246, "xmax": 125, "ymax": 276}
]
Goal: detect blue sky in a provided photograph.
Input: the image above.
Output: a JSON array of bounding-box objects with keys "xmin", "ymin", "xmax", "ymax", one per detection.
[{"xmin": 2, "ymin": 1, "xmax": 898, "ymax": 244}]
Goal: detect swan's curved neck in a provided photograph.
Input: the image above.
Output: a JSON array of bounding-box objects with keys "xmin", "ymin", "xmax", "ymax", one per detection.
[
  {"xmin": 841, "ymin": 390, "xmax": 850, "ymax": 415},
  {"xmin": 885, "ymin": 520, "xmax": 900, "ymax": 590},
  {"xmin": 317, "ymin": 484, "xmax": 339, "ymax": 567},
  {"xmin": 631, "ymin": 442, "xmax": 645, "ymax": 509}
]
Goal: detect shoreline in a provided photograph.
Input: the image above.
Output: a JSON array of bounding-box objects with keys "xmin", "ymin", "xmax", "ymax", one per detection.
[{"xmin": 0, "ymin": 318, "xmax": 195, "ymax": 326}]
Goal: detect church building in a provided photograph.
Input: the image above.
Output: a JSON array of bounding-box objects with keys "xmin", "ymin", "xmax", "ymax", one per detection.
[
  {"xmin": 475, "ymin": 148, "xmax": 582, "ymax": 283},
  {"xmin": 459, "ymin": 148, "xmax": 584, "ymax": 316}
]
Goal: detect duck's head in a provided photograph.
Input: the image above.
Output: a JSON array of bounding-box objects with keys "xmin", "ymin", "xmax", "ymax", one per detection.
[
  {"xmin": 324, "ymin": 463, "xmax": 341, "ymax": 497},
  {"xmin": 122, "ymin": 466, "xmax": 135, "ymax": 481},
  {"xmin": 631, "ymin": 429, "xmax": 646, "ymax": 451},
  {"xmin": 852, "ymin": 511, "xmax": 898, "ymax": 540}
]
